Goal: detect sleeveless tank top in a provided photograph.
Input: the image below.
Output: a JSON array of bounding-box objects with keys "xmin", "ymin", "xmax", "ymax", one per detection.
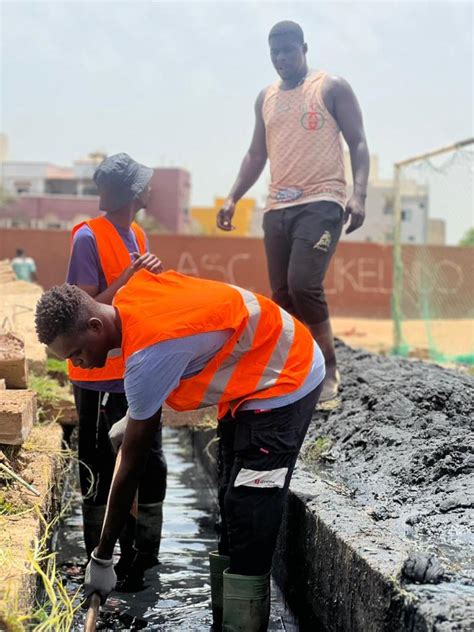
[{"xmin": 262, "ymin": 70, "xmax": 346, "ymax": 211}]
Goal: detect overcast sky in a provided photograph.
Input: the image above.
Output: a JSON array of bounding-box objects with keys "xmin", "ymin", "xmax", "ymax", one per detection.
[{"xmin": 1, "ymin": 1, "xmax": 473, "ymax": 243}]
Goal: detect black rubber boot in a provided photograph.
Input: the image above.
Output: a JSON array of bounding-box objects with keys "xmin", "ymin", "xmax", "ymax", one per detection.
[
  {"xmin": 116, "ymin": 502, "xmax": 163, "ymax": 592},
  {"xmin": 82, "ymin": 504, "xmax": 106, "ymax": 558},
  {"xmin": 222, "ymin": 570, "xmax": 270, "ymax": 631},
  {"xmin": 209, "ymin": 551, "xmax": 230, "ymax": 629},
  {"xmin": 114, "ymin": 513, "xmax": 137, "ymax": 580}
]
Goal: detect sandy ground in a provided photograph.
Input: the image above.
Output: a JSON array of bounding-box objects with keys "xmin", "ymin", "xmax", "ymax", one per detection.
[
  {"xmin": 0, "ymin": 280, "xmax": 47, "ymax": 373},
  {"xmin": 332, "ymin": 317, "xmax": 474, "ymax": 360}
]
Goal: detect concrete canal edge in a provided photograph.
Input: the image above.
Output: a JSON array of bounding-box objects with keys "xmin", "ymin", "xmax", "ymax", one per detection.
[
  {"xmin": 273, "ymin": 467, "xmax": 473, "ymax": 631},
  {"xmin": 189, "ymin": 415, "xmax": 473, "ymax": 631}
]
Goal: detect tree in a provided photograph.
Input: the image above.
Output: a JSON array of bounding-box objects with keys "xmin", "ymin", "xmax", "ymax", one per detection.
[{"xmin": 459, "ymin": 227, "xmax": 474, "ymax": 247}]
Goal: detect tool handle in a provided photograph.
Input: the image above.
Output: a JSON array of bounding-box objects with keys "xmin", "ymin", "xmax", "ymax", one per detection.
[{"xmin": 84, "ymin": 592, "xmax": 101, "ymax": 631}]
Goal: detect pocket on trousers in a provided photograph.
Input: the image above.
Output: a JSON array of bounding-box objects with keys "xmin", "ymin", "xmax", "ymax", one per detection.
[{"xmin": 250, "ymin": 428, "xmax": 300, "ymax": 454}]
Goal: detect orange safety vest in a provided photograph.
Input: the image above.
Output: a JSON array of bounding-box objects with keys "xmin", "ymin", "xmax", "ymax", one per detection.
[
  {"xmin": 68, "ymin": 216, "xmax": 147, "ymax": 382},
  {"xmin": 114, "ymin": 269, "xmax": 315, "ymax": 417}
]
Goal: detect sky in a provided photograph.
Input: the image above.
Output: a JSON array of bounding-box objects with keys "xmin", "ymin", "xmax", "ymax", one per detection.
[{"xmin": 1, "ymin": 0, "xmax": 473, "ymax": 244}]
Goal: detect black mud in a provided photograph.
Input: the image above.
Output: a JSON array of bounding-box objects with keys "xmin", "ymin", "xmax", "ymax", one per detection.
[{"xmin": 297, "ymin": 341, "xmax": 474, "ymax": 629}]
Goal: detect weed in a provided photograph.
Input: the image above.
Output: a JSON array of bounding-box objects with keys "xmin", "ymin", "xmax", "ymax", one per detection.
[
  {"xmin": 46, "ymin": 359, "xmax": 67, "ymax": 375},
  {"xmin": 302, "ymin": 436, "xmax": 333, "ymax": 462}
]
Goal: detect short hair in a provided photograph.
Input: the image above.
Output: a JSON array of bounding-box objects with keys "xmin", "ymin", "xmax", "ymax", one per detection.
[
  {"xmin": 35, "ymin": 284, "xmax": 89, "ymax": 345},
  {"xmin": 268, "ymin": 21, "xmax": 304, "ymax": 44}
]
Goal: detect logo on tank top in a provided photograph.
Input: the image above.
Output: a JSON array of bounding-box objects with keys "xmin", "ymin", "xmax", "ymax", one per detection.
[
  {"xmin": 301, "ymin": 106, "xmax": 325, "ymax": 131},
  {"xmin": 273, "ymin": 187, "xmax": 304, "ymax": 203}
]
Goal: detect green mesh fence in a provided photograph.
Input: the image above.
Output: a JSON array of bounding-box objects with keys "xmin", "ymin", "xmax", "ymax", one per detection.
[{"xmin": 392, "ymin": 144, "xmax": 474, "ymax": 366}]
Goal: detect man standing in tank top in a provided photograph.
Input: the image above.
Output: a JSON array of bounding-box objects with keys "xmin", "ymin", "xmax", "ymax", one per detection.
[{"xmin": 217, "ymin": 21, "xmax": 370, "ymax": 402}]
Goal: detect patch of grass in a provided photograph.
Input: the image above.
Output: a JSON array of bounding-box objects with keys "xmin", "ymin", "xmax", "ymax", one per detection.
[
  {"xmin": 46, "ymin": 358, "xmax": 67, "ymax": 376},
  {"xmin": 28, "ymin": 374, "xmax": 65, "ymax": 423},
  {"xmin": 302, "ymin": 436, "xmax": 333, "ymax": 462},
  {"xmin": 0, "ymin": 491, "xmax": 30, "ymax": 517}
]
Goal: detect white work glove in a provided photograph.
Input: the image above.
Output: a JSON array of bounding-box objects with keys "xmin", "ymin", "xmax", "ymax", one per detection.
[
  {"xmin": 108, "ymin": 413, "xmax": 129, "ymax": 453},
  {"xmin": 84, "ymin": 550, "xmax": 117, "ymax": 603}
]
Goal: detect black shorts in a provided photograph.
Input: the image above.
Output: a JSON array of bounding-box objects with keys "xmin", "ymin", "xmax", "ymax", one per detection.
[{"xmin": 262, "ymin": 200, "xmax": 343, "ymax": 324}]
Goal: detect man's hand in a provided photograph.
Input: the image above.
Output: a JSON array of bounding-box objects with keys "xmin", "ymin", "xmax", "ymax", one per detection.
[
  {"xmin": 344, "ymin": 194, "xmax": 366, "ymax": 234},
  {"xmin": 84, "ymin": 551, "xmax": 117, "ymax": 604},
  {"xmin": 216, "ymin": 199, "xmax": 236, "ymax": 231},
  {"xmin": 130, "ymin": 252, "xmax": 163, "ymax": 275},
  {"xmin": 109, "ymin": 414, "xmax": 128, "ymax": 453}
]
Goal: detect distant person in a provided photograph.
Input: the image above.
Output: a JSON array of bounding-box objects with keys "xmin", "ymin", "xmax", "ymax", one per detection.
[
  {"xmin": 66, "ymin": 153, "xmax": 167, "ymax": 589},
  {"xmin": 35, "ymin": 270, "xmax": 325, "ymax": 631},
  {"xmin": 11, "ymin": 248, "xmax": 38, "ymax": 282},
  {"xmin": 217, "ymin": 20, "xmax": 370, "ymax": 402}
]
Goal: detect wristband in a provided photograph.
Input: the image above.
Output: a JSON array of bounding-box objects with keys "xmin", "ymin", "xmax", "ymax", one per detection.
[{"xmin": 91, "ymin": 549, "xmax": 113, "ymax": 567}]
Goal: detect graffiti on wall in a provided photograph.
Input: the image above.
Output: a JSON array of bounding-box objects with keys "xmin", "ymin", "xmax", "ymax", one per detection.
[{"xmin": 176, "ymin": 251, "xmax": 253, "ymax": 286}]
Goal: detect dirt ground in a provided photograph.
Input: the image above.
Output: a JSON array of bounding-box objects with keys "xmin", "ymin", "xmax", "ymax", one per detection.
[
  {"xmin": 0, "ymin": 280, "xmax": 47, "ymax": 373},
  {"xmin": 332, "ymin": 317, "xmax": 474, "ymax": 360},
  {"xmin": 307, "ymin": 341, "xmax": 474, "ymax": 589}
]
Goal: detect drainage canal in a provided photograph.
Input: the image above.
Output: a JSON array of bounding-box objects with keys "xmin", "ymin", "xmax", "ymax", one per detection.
[{"xmin": 57, "ymin": 426, "xmax": 302, "ymax": 630}]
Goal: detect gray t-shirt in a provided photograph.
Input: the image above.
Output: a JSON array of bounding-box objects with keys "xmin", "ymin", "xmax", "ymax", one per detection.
[{"xmin": 125, "ymin": 330, "xmax": 325, "ymax": 420}]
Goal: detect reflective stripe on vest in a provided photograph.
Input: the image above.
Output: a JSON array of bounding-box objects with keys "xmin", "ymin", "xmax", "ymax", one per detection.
[
  {"xmin": 68, "ymin": 216, "xmax": 147, "ymax": 382},
  {"xmin": 198, "ymin": 287, "xmax": 296, "ymax": 408}
]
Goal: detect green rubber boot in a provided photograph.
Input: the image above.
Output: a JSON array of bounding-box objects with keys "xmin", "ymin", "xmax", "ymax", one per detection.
[
  {"xmin": 222, "ymin": 570, "xmax": 270, "ymax": 632},
  {"xmin": 209, "ymin": 551, "xmax": 230, "ymax": 628}
]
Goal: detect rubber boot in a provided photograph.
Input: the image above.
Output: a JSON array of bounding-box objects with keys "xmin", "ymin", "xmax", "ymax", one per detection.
[
  {"xmin": 114, "ymin": 513, "xmax": 137, "ymax": 580},
  {"xmin": 222, "ymin": 570, "xmax": 270, "ymax": 632},
  {"xmin": 82, "ymin": 504, "xmax": 106, "ymax": 558},
  {"xmin": 209, "ymin": 551, "xmax": 230, "ymax": 629},
  {"xmin": 135, "ymin": 502, "xmax": 163, "ymax": 567},
  {"xmin": 309, "ymin": 318, "xmax": 340, "ymax": 402},
  {"xmin": 117, "ymin": 502, "xmax": 163, "ymax": 592}
]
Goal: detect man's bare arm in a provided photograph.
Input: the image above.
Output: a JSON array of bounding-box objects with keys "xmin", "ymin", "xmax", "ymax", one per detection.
[
  {"xmin": 95, "ymin": 409, "xmax": 162, "ymax": 559},
  {"xmin": 324, "ymin": 76, "xmax": 370, "ymax": 234},
  {"xmin": 216, "ymin": 89, "xmax": 268, "ymax": 231}
]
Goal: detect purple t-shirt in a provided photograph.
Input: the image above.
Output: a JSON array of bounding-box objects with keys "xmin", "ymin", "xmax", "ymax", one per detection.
[{"xmin": 66, "ymin": 221, "xmax": 148, "ymax": 393}]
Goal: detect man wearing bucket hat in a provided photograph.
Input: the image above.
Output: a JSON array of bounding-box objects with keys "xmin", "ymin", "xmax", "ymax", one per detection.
[{"xmin": 66, "ymin": 153, "xmax": 167, "ymax": 589}]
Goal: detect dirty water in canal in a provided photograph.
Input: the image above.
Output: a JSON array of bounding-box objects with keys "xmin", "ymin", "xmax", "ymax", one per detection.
[{"xmin": 57, "ymin": 427, "xmax": 301, "ymax": 631}]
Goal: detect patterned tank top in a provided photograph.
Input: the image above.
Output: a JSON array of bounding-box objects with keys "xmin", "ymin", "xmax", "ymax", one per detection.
[{"xmin": 262, "ymin": 70, "xmax": 346, "ymax": 211}]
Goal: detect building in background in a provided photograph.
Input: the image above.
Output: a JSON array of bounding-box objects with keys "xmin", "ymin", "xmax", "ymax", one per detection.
[
  {"xmin": 149, "ymin": 168, "xmax": 191, "ymax": 233},
  {"xmin": 342, "ymin": 153, "xmax": 441, "ymax": 244},
  {"xmin": 427, "ymin": 218, "xmax": 447, "ymax": 245},
  {"xmin": 0, "ymin": 151, "xmax": 191, "ymax": 232}
]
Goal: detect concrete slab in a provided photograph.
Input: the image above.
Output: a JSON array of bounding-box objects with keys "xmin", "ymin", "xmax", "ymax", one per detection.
[
  {"xmin": 0, "ymin": 389, "xmax": 37, "ymax": 445},
  {"xmin": 0, "ymin": 332, "xmax": 28, "ymax": 388}
]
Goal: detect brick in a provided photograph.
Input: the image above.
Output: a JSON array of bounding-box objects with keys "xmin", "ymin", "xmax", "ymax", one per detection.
[
  {"xmin": 0, "ymin": 390, "xmax": 36, "ymax": 445},
  {"xmin": 0, "ymin": 333, "xmax": 28, "ymax": 389}
]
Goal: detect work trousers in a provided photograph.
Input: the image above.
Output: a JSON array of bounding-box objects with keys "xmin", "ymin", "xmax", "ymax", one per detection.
[
  {"xmin": 73, "ymin": 386, "xmax": 167, "ymax": 507},
  {"xmin": 217, "ymin": 384, "xmax": 322, "ymax": 576},
  {"xmin": 263, "ymin": 201, "xmax": 343, "ymax": 325}
]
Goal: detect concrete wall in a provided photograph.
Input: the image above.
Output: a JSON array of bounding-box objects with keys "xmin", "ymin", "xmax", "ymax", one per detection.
[{"xmin": 0, "ymin": 228, "xmax": 472, "ymax": 319}]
